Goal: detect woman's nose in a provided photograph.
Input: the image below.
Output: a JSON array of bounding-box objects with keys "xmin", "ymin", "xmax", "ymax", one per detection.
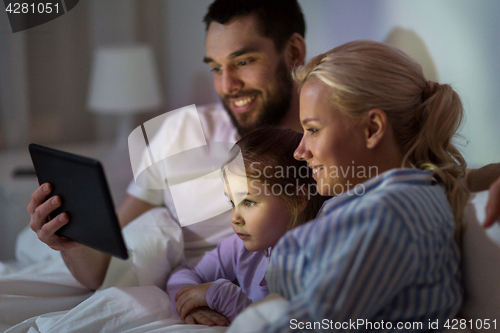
[{"xmin": 294, "ymin": 137, "xmax": 311, "ymax": 161}]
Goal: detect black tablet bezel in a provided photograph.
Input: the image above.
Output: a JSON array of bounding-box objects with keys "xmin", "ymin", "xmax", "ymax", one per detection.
[{"xmin": 29, "ymin": 143, "xmax": 129, "ymax": 260}]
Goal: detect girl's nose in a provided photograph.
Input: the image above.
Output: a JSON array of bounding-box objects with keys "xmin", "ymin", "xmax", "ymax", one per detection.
[{"xmin": 231, "ymin": 209, "xmax": 245, "ymax": 226}]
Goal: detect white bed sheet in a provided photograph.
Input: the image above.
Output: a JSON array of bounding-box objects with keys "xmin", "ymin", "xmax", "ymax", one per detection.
[
  {"xmin": 0, "ymin": 256, "xmax": 93, "ymax": 330},
  {"xmin": 0, "ymin": 207, "xmax": 185, "ymax": 332},
  {"xmin": 4, "ymin": 286, "xmax": 227, "ymax": 333}
]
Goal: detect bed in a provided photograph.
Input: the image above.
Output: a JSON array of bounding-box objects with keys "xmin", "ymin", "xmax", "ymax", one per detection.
[{"xmin": 1, "ymin": 189, "xmax": 499, "ymax": 333}]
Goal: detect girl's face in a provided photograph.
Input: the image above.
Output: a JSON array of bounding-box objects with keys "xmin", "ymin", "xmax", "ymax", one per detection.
[
  {"xmin": 294, "ymin": 80, "xmax": 369, "ymax": 196},
  {"xmin": 224, "ymin": 174, "xmax": 292, "ymax": 252}
]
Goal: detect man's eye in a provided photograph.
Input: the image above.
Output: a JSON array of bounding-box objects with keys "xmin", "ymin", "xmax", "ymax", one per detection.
[
  {"xmin": 237, "ymin": 59, "xmax": 253, "ymax": 66},
  {"xmin": 211, "ymin": 66, "xmax": 222, "ymax": 73}
]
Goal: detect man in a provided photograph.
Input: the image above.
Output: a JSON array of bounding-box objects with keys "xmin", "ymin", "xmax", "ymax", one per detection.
[
  {"xmin": 28, "ymin": 0, "xmax": 500, "ymax": 293},
  {"xmin": 28, "ymin": 0, "xmax": 307, "ymax": 291}
]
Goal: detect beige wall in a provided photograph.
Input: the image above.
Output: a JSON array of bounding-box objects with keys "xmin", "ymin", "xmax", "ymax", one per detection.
[
  {"xmin": 0, "ymin": 0, "xmax": 499, "ymax": 166},
  {"xmin": 0, "ymin": 0, "xmax": 167, "ymax": 149}
]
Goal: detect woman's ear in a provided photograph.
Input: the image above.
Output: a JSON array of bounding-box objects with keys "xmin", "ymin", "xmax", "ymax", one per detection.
[
  {"xmin": 365, "ymin": 108, "xmax": 387, "ymax": 149},
  {"xmin": 285, "ymin": 33, "xmax": 306, "ymax": 69}
]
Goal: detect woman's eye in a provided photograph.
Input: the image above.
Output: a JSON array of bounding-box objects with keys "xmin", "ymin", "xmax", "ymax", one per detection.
[
  {"xmin": 306, "ymin": 128, "xmax": 318, "ymax": 134},
  {"xmin": 228, "ymin": 200, "xmax": 235, "ymax": 207}
]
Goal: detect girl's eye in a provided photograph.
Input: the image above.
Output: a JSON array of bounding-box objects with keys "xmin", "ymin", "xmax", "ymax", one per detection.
[{"xmin": 243, "ymin": 199, "xmax": 255, "ymax": 207}]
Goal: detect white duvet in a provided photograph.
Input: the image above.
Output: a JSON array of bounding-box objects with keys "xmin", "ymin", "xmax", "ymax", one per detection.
[
  {"xmin": 5, "ymin": 286, "xmax": 227, "ymax": 333},
  {"xmin": 1, "ymin": 193, "xmax": 500, "ymax": 333}
]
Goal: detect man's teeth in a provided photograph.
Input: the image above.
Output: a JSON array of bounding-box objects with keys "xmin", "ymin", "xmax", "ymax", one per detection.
[{"xmin": 234, "ymin": 96, "xmax": 255, "ymax": 107}]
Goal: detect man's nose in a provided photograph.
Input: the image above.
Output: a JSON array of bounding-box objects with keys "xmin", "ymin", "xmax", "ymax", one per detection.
[{"xmin": 222, "ymin": 68, "xmax": 243, "ymax": 95}]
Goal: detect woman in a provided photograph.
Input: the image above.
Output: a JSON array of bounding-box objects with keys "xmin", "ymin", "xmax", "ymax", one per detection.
[{"xmin": 263, "ymin": 40, "xmax": 469, "ymax": 332}]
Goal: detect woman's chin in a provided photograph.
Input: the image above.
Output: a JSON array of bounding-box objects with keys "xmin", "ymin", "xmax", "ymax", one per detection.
[{"xmin": 317, "ymin": 179, "xmax": 348, "ymax": 197}]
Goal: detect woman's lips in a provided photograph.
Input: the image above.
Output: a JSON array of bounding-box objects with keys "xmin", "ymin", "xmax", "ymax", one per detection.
[{"xmin": 312, "ymin": 166, "xmax": 323, "ymax": 179}]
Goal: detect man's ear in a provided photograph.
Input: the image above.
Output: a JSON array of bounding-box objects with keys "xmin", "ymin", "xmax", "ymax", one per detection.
[
  {"xmin": 285, "ymin": 33, "xmax": 306, "ymax": 69},
  {"xmin": 365, "ymin": 109, "xmax": 387, "ymax": 149}
]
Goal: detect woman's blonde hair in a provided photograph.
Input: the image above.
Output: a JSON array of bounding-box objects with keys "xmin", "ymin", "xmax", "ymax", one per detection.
[{"xmin": 294, "ymin": 40, "xmax": 469, "ymax": 238}]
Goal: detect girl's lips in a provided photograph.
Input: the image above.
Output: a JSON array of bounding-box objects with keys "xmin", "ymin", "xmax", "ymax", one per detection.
[{"xmin": 236, "ymin": 232, "xmax": 250, "ymax": 240}]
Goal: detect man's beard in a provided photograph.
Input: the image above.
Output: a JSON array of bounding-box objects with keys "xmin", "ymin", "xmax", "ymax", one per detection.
[{"xmin": 221, "ymin": 59, "xmax": 293, "ymax": 137}]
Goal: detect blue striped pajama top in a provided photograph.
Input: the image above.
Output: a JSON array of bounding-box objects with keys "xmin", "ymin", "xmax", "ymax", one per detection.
[{"xmin": 263, "ymin": 168, "xmax": 462, "ymax": 332}]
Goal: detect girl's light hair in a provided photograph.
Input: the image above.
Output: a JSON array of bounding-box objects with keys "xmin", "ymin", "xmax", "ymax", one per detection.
[{"xmin": 294, "ymin": 40, "xmax": 469, "ymax": 238}]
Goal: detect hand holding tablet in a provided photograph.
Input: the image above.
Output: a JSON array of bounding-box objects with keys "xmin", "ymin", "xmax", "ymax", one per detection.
[{"xmin": 29, "ymin": 144, "xmax": 129, "ymax": 260}]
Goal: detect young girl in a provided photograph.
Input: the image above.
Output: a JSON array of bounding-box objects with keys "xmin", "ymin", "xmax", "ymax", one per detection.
[
  {"xmin": 263, "ymin": 40, "xmax": 470, "ymax": 332},
  {"xmin": 166, "ymin": 127, "xmax": 328, "ymax": 326}
]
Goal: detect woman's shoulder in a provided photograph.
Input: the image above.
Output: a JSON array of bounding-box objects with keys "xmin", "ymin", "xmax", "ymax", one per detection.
[
  {"xmin": 371, "ymin": 174, "xmax": 451, "ymax": 222},
  {"xmin": 321, "ymin": 169, "xmax": 448, "ymax": 216},
  {"xmin": 304, "ymin": 169, "xmax": 453, "ymax": 240}
]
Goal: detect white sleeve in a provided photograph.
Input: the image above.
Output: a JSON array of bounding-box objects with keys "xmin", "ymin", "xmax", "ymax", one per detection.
[
  {"xmin": 126, "ymin": 105, "xmax": 207, "ymax": 206},
  {"xmin": 126, "ymin": 180, "xmax": 164, "ymax": 206},
  {"xmin": 125, "ymin": 104, "xmax": 235, "ymax": 256}
]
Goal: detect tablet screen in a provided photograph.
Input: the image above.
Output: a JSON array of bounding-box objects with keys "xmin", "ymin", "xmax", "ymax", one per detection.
[{"xmin": 29, "ymin": 144, "xmax": 128, "ymax": 259}]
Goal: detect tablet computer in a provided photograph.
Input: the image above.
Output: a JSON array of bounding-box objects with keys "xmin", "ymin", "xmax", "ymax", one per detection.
[{"xmin": 29, "ymin": 143, "xmax": 129, "ymax": 260}]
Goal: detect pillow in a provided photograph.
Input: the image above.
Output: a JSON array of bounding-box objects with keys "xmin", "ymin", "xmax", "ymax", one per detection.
[{"xmin": 100, "ymin": 207, "xmax": 184, "ymax": 290}]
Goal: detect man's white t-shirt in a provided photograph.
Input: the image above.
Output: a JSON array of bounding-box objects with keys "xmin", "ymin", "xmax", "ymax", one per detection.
[{"xmin": 126, "ymin": 103, "xmax": 239, "ymax": 259}]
